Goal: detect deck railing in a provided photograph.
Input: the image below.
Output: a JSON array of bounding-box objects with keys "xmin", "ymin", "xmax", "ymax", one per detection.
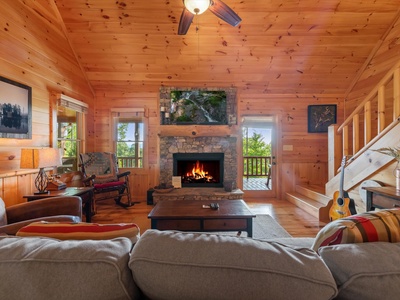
[
  {"xmin": 243, "ymin": 156, "xmax": 272, "ymax": 179},
  {"xmin": 117, "ymin": 156, "xmax": 142, "ymax": 168}
]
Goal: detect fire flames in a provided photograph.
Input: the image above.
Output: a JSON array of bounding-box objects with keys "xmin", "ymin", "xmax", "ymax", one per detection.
[{"xmin": 185, "ymin": 161, "xmax": 213, "ymax": 182}]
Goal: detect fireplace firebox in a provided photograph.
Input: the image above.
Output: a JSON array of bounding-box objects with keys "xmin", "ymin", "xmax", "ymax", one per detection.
[{"xmin": 173, "ymin": 153, "xmax": 224, "ymax": 187}]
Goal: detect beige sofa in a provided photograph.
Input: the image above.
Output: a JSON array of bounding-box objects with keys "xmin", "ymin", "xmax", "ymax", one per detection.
[{"xmin": 1, "ymin": 227, "xmax": 400, "ymax": 300}]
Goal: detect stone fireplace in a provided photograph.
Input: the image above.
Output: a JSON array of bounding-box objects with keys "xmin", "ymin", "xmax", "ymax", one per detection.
[
  {"xmin": 156, "ymin": 87, "xmax": 242, "ymax": 202},
  {"xmin": 159, "ymin": 136, "xmax": 237, "ymax": 187}
]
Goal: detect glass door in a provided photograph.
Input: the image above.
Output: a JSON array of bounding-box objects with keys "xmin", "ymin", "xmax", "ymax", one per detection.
[{"xmin": 241, "ymin": 115, "xmax": 276, "ymax": 198}]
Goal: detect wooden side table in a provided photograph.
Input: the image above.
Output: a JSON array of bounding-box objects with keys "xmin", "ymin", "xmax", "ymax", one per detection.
[
  {"xmin": 23, "ymin": 187, "xmax": 94, "ymax": 222},
  {"xmin": 363, "ymin": 186, "xmax": 400, "ymax": 211}
]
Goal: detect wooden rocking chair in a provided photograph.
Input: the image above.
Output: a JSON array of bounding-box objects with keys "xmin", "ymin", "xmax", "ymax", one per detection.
[{"xmin": 79, "ymin": 152, "xmax": 133, "ymax": 209}]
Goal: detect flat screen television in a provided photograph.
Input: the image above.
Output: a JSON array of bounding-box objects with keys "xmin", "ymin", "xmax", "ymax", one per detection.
[{"xmin": 169, "ymin": 90, "xmax": 227, "ymax": 125}]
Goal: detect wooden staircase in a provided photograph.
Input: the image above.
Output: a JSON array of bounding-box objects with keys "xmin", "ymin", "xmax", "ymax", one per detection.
[
  {"xmin": 286, "ymin": 185, "xmax": 332, "ymax": 223},
  {"xmin": 286, "ymin": 62, "xmax": 400, "ymax": 222}
]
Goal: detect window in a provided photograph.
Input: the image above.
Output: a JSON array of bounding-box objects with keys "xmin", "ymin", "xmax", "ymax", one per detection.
[
  {"xmin": 57, "ymin": 115, "xmax": 78, "ymax": 173},
  {"xmin": 112, "ymin": 109, "xmax": 145, "ymax": 168},
  {"xmin": 56, "ymin": 94, "xmax": 88, "ymax": 174}
]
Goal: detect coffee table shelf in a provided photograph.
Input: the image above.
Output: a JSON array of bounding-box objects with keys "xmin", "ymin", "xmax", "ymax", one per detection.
[{"xmin": 148, "ymin": 199, "xmax": 255, "ymax": 237}]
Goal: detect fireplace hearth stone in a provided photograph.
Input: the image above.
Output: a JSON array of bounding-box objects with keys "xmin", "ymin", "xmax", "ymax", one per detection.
[{"xmin": 152, "ymin": 188, "xmax": 244, "ymax": 204}]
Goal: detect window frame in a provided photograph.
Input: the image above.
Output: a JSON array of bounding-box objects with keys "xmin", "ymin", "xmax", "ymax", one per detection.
[
  {"xmin": 52, "ymin": 93, "xmax": 88, "ymax": 173},
  {"xmin": 111, "ymin": 108, "xmax": 147, "ymax": 169}
]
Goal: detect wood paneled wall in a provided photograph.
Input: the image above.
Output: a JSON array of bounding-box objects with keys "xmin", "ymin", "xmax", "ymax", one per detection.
[
  {"xmin": 1, "ymin": 0, "xmax": 399, "ymax": 207},
  {"xmin": 342, "ymin": 15, "xmax": 400, "ymax": 201},
  {"xmin": 0, "ymin": 0, "xmax": 93, "ymax": 206},
  {"xmin": 346, "ymin": 17, "xmax": 400, "ymax": 114},
  {"xmin": 93, "ymin": 86, "xmax": 343, "ymax": 201},
  {"xmin": 337, "ymin": 17, "xmax": 400, "ymax": 210}
]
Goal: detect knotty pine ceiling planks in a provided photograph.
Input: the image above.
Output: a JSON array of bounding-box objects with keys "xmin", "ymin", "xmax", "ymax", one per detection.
[{"xmin": 53, "ymin": 0, "xmax": 400, "ymax": 95}]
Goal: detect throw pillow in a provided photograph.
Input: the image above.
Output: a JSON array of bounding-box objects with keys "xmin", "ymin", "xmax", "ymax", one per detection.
[
  {"xmin": 16, "ymin": 222, "xmax": 140, "ymax": 243},
  {"xmin": 312, "ymin": 208, "xmax": 400, "ymax": 252}
]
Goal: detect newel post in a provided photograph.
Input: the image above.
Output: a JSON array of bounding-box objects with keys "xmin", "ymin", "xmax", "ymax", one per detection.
[{"xmin": 328, "ymin": 124, "xmax": 342, "ymax": 180}]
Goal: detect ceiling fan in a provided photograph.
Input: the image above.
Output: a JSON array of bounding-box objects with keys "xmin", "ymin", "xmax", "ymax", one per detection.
[{"xmin": 178, "ymin": 0, "xmax": 242, "ymax": 35}]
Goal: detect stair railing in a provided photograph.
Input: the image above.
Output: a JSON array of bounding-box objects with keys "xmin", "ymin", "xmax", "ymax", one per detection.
[{"xmin": 329, "ymin": 61, "xmax": 400, "ymax": 178}]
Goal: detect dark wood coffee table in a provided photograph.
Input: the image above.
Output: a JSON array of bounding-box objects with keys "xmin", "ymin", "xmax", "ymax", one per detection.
[{"xmin": 148, "ymin": 199, "xmax": 256, "ymax": 237}]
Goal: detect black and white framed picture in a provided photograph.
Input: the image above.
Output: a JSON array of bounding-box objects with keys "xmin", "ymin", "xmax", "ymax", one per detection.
[
  {"xmin": 0, "ymin": 76, "xmax": 32, "ymax": 139},
  {"xmin": 307, "ymin": 104, "xmax": 337, "ymax": 133}
]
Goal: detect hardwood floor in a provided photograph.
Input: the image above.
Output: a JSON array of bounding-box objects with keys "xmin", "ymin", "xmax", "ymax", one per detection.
[{"xmin": 89, "ymin": 198, "xmax": 326, "ymax": 238}]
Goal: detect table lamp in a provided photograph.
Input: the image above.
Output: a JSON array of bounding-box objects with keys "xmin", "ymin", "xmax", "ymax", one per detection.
[{"xmin": 20, "ymin": 148, "xmax": 62, "ymax": 194}]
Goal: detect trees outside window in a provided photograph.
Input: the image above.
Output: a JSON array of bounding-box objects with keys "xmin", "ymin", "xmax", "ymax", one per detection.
[
  {"xmin": 57, "ymin": 108, "xmax": 81, "ymax": 173},
  {"xmin": 243, "ymin": 128, "xmax": 272, "ymax": 177},
  {"xmin": 115, "ymin": 117, "xmax": 144, "ymax": 168},
  {"xmin": 59, "ymin": 122, "xmax": 77, "ymax": 158},
  {"xmin": 243, "ymin": 130, "xmax": 271, "ymax": 157}
]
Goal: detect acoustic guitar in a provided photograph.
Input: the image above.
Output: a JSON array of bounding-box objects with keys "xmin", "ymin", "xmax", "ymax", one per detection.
[{"xmin": 329, "ymin": 156, "xmax": 357, "ymax": 221}]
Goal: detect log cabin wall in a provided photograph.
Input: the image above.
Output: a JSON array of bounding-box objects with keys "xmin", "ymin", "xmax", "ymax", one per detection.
[
  {"xmin": 55, "ymin": 0, "xmax": 399, "ymax": 202},
  {"xmin": 94, "ymin": 87, "xmax": 343, "ymax": 201},
  {"xmin": 340, "ymin": 15, "xmax": 400, "ymax": 209},
  {"xmin": 0, "ymin": 0, "xmax": 94, "ymax": 206},
  {"xmin": 344, "ymin": 12, "xmax": 400, "ymax": 127},
  {"xmin": 239, "ymin": 94, "xmax": 344, "ymax": 200},
  {"xmin": 1, "ymin": 0, "xmax": 400, "ymax": 206},
  {"xmin": 323, "ymin": 14, "xmax": 400, "ymax": 212},
  {"xmin": 346, "ymin": 15, "xmax": 400, "ymax": 111}
]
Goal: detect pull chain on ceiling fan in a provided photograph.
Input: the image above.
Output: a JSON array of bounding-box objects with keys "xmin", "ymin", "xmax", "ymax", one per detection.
[{"xmin": 178, "ymin": 0, "xmax": 241, "ymax": 35}]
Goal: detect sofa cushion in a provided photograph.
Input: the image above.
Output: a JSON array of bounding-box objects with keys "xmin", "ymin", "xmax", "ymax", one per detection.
[
  {"xmin": 0, "ymin": 198, "xmax": 6, "ymax": 226},
  {"xmin": 129, "ymin": 230, "xmax": 337, "ymax": 300},
  {"xmin": 265, "ymin": 237, "xmax": 315, "ymax": 248},
  {"xmin": 319, "ymin": 242, "xmax": 400, "ymax": 300},
  {"xmin": 0, "ymin": 236, "xmax": 140, "ymax": 300},
  {"xmin": 16, "ymin": 222, "xmax": 140, "ymax": 243},
  {"xmin": 311, "ymin": 208, "xmax": 400, "ymax": 252}
]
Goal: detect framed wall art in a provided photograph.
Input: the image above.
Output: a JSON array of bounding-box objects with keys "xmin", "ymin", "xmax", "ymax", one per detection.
[
  {"xmin": 307, "ymin": 104, "xmax": 337, "ymax": 133},
  {"xmin": 0, "ymin": 76, "xmax": 32, "ymax": 139}
]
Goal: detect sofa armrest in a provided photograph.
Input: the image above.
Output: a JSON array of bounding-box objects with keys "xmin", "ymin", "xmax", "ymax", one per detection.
[
  {"xmin": 0, "ymin": 216, "xmax": 81, "ymax": 235},
  {"xmin": 6, "ymin": 196, "xmax": 82, "ymax": 224}
]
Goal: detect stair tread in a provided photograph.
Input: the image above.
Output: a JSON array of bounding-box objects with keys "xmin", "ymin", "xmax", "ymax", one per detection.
[
  {"xmin": 298, "ymin": 184, "xmax": 326, "ymax": 194},
  {"xmin": 287, "ymin": 192, "xmax": 326, "ymax": 208},
  {"xmin": 296, "ymin": 185, "xmax": 328, "ymax": 197}
]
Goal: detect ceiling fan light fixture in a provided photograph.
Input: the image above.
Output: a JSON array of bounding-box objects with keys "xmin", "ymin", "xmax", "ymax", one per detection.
[{"xmin": 184, "ymin": 0, "xmax": 210, "ymax": 15}]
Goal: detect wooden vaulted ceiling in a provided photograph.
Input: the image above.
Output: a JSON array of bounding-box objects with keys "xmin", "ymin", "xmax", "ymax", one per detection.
[{"xmin": 53, "ymin": 0, "xmax": 400, "ymax": 95}]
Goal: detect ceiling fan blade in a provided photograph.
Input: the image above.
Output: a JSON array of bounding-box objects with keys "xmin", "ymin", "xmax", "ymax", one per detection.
[
  {"xmin": 209, "ymin": 0, "xmax": 241, "ymax": 27},
  {"xmin": 178, "ymin": 7, "xmax": 194, "ymax": 35}
]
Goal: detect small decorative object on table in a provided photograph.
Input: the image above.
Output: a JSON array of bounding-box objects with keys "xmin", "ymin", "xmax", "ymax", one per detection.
[
  {"xmin": 154, "ymin": 183, "xmax": 174, "ymax": 193},
  {"xmin": 373, "ymin": 147, "xmax": 400, "ymax": 190}
]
